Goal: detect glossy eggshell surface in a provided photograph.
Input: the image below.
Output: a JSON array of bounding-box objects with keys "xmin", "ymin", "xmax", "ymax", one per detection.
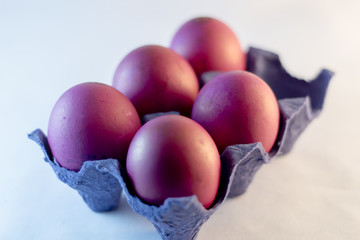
[
  {"xmin": 112, "ymin": 45, "xmax": 199, "ymax": 118},
  {"xmin": 47, "ymin": 82, "xmax": 141, "ymax": 172},
  {"xmin": 170, "ymin": 17, "xmax": 246, "ymax": 77},
  {"xmin": 191, "ymin": 71, "xmax": 280, "ymax": 153},
  {"xmin": 126, "ymin": 115, "xmax": 221, "ymax": 209}
]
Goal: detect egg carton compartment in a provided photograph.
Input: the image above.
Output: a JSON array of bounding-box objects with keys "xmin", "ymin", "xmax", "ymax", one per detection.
[{"xmin": 28, "ymin": 47, "xmax": 333, "ymax": 240}]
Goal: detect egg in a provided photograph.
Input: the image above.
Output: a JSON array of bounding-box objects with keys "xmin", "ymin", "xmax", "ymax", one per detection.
[
  {"xmin": 191, "ymin": 71, "xmax": 280, "ymax": 153},
  {"xmin": 126, "ymin": 115, "xmax": 221, "ymax": 209},
  {"xmin": 47, "ymin": 82, "xmax": 141, "ymax": 172},
  {"xmin": 112, "ymin": 45, "xmax": 199, "ymax": 118},
  {"xmin": 170, "ymin": 17, "xmax": 246, "ymax": 78}
]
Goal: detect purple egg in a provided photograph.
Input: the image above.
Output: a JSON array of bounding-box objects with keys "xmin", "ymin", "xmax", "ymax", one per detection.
[
  {"xmin": 191, "ymin": 71, "xmax": 280, "ymax": 153},
  {"xmin": 112, "ymin": 45, "xmax": 199, "ymax": 118},
  {"xmin": 126, "ymin": 115, "xmax": 221, "ymax": 209},
  {"xmin": 47, "ymin": 82, "xmax": 141, "ymax": 172},
  {"xmin": 170, "ymin": 17, "xmax": 246, "ymax": 77}
]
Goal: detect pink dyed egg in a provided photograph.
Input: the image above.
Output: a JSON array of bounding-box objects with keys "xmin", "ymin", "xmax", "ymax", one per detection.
[
  {"xmin": 126, "ymin": 115, "xmax": 221, "ymax": 209},
  {"xmin": 170, "ymin": 17, "xmax": 246, "ymax": 77},
  {"xmin": 112, "ymin": 45, "xmax": 199, "ymax": 118},
  {"xmin": 47, "ymin": 82, "xmax": 141, "ymax": 171},
  {"xmin": 191, "ymin": 71, "xmax": 280, "ymax": 153}
]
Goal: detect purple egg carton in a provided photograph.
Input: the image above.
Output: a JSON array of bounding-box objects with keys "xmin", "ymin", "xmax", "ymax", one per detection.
[{"xmin": 28, "ymin": 47, "xmax": 333, "ymax": 240}]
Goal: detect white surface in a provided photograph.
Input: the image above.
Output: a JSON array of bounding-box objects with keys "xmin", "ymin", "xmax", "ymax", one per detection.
[{"xmin": 1, "ymin": 0, "xmax": 359, "ymax": 239}]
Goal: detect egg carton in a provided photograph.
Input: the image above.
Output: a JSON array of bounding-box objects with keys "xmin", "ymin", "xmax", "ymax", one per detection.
[{"xmin": 28, "ymin": 47, "xmax": 333, "ymax": 240}]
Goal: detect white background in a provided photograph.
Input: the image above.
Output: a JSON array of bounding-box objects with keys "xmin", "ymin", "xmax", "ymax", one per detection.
[{"xmin": 1, "ymin": 0, "xmax": 359, "ymax": 239}]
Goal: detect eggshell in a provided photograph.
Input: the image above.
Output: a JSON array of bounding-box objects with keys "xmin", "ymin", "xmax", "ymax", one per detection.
[
  {"xmin": 170, "ymin": 17, "xmax": 246, "ymax": 78},
  {"xmin": 191, "ymin": 71, "xmax": 280, "ymax": 153},
  {"xmin": 112, "ymin": 45, "xmax": 199, "ymax": 118},
  {"xmin": 126, "ymin": 115, "xmax": 221, "ymax": 209},
  {"xmin": 47, "ymin": 82, "xmax": 141, "ymax": 172}
]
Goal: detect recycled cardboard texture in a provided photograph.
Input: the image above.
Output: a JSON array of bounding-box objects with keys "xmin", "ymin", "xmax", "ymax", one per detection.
[
  {"xmin": 28, "ymin": 47, "xmax": 333, "ymax": 240},
  {"xmin": 28, "ymin": 130, "xmax": 122, "ymax": 212},
  {"xmin": 142, "ymin": 111, "xmax": 180, "ymax": 124},
  {"xmin": 247, "ymin": 47, "xmax": 332, "ymax": 112}
]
